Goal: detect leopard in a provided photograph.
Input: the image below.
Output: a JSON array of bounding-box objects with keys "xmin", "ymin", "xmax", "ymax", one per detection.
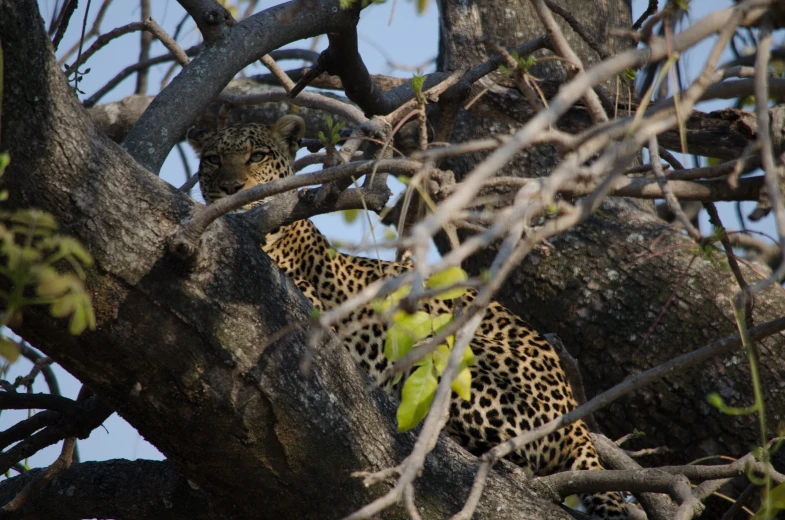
[{"xmin": 188, "ymin": 115, "xmax": 629, "ymax": 519}]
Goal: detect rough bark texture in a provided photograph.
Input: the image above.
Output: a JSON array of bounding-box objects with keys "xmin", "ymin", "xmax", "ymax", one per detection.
[
  {"xmin": 435, "ymin": 0, "xmax": 785, "ymax": 473},
  {"xmin": 88, "ymin": 80, "xmax": 359, "ymax": 145},
  {"xmin": 0, "ymin": 460, "xmax": 229, "ymax": 520},
  {"xmin": 0, "ymin": 3, "xmax": 573, "ymax": 519}
]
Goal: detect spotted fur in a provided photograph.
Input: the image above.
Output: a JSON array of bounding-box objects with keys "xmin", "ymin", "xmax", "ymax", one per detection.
[{"xmin": 189, "ymin": 117, "xmax": 628, "ymax": 519}]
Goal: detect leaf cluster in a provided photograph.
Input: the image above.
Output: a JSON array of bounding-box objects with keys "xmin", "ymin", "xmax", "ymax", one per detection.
[
  {"xmin": 318, "ymin": 115, "xmax": 346, "ymax": 147},
  {"xmin": 0, "ymin": 153, "xmax": 96, "ymax": 368},
  {"xmin": 498, "ymin": 51, "xmax": 537, "ymax": 76},
  {"xmin": 374, "ymin": 267, "xmax": 476, "ymax": 431}
]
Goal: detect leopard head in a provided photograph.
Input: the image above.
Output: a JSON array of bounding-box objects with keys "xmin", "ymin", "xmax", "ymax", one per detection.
[{"xmin": 188, "ymin": 115, "xmax": 305, "ymax": 206}]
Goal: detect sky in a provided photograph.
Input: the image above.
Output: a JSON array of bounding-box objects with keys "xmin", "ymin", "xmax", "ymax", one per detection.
[{"xmin": 3, "ymin": 0, "xmax": 774, "ymax": 486}]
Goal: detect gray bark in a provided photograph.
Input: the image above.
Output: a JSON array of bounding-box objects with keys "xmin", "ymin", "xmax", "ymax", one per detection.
[
  {"xmin": 0, "ymin": 2, "xmax": 573, "ymax": 519},
  {"xmin": 435, "ymin": 0, "xmax": 785, "ymax": 473},
  {"xmin": 0, "ymin": 460, "xmax": 229, "ymax": 520}
]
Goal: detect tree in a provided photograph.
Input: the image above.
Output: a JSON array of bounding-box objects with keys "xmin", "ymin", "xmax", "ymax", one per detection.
[{"xmin": 2, "ymin": 0, "xmax": 785, "ymax": 519}]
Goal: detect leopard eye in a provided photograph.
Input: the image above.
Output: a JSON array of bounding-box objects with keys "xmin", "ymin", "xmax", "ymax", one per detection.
[
  {"xmin": 249, "ymin": 151, "xmax": 268, "ymax": 163},
  {"xmin": 204, "ymin": 154, "xmax": 221, "ymax": 166}
]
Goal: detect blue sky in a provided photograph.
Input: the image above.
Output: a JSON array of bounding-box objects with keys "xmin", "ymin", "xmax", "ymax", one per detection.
[{"xmin": 3, "ymin": 0, "xmax": 772, "ymax": 478}]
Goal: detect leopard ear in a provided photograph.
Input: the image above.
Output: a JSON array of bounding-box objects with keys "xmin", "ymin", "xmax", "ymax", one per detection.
[
  {"xmin": 187, "ymin": 127, "xmax": 216, "ymax": 155},
  {"xmin": 272, "ymin": 115, "xmax": 305, "ymax": 160}
]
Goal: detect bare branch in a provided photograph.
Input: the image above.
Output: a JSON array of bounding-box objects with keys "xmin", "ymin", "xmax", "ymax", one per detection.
[
  {"xmin": 217, "ymin": 89, "xmax": 367, "ymax": 127},
  {"xmin": 747, "ymin": 18, "xmax": 785, "ymax": 294},
  {"xmin": 135, "ymin": 0, "xmax": 153, "ymax": 95},
  {"xmin": 176, "ymin": 0, "xmax": 235, "ymax": 43},
  {"xmin": 260, "ymin": 54, "xmax": 296, "ymax": 92},
  {"xmin": 649, "ymin": 136, "xmax": 702, "ymax": 240},
  {"xmin": 122, "ymin": 0, "xmax": 365, "ymax": 174},
  {"xmin": 0, "ymin": 392, "xmax": 78, "ymax": 413},
  {"xmin": 0, "ymin": 396, "xmax": 112, "ymax": 475},
  {"xmin": 144, "ymin": 18, "xmax": 190, "ymax": 66},
  {"xmin": 83, "ymin": 44, "xmax": 201, "ymax": 108},
  {"xmin": 170, "ymin": 159, "xmax": 420, "ymax": 258},
  {"xmin": 2, "ymin": 437, "xmax": 76, "ymax": 512},
  {"xmin": 591, "ymin": 433, "xmax": 676, "ymax": 520},
  {"xmin": 56, "ymin": 0, "xmax": 115, "ymax": 65},
  {"xmin": 530, "ymin": 0, "xmax": 607, "ymax": 123},
  {"xmin": 50, "ymin": 0, "xmax": 78, "ymax": 51}
]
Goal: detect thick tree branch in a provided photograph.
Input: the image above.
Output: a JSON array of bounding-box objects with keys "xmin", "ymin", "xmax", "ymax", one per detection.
[
  {"xmin": 0, "ymin": 411, "xmax": 59, "ymax": 451},
  {"xmin": 0, "ymin": 396, "xmax": 112, "ymax": 475},
  {"xmin": 176, "ymin": 0, "xmax": 234, "ymax": 43},
  {"xmin": 591, "ymin": 433, "xmax": 676, "ymax": 520},
  {"xmin": 0, "ymin": 459, "xmax": 229, "ymax": 520},
  {"xmin": 0, "ymin": 392, "xmax": 77, "ymax": 413},
  {"xmin": 123, "ymin": 0, "xmax": 364, "ymax": 174}
]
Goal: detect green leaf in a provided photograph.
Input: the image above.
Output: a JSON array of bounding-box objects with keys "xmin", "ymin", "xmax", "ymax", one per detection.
[
  {"xmin": 385, "ymin": 311, "xmax": 431, "ymax": 361},
  {"xmin": 707, "ymin": 391, "xmax": 757, "ymax": 416},
  {"xmin": 431, "ymin": 313, "xmax": 453, "ymax": 332},
  {"xmin": 451, "ymin": 366, "xmax": 472, "ymax": 401},
  {"xmin": 427, "ymin": 266, "xmax": 468, "ymax": 300},
  {"xmin": 34, "ymin": 267, "xmax": 70, "ymax": 297},
  {"xmin": 372, "ymin": 284, "xmax": 411, "ymax": 314},
  {"xmin": 342, "ymin": 209, "xmax": 359, "ymax": 224},
  {"xmin": 417, "ymin": 0, "xmax": 428, "ymax": 14},
  {"xmin": 432, "ymin": 341, "xmax": 474, "ymax": 401},
  {"xmin": 411, "ymin": 73, "xmax": 425, "ymax": 96},
  {"xmin": 51, "ymin": 294, "xmax": 77, "ymax": 318},
  {"xmin": 433, "ymin": 344, "xmax": 450, "ymax": 374},
  {"xmin": 397, "ymin": 363, "xmax": 438, "ymax": 431},
  {"xmin": 58, "ymin": 237, "xmax": 93, "ymax": 266},
  {"xmin": 391, "ymin": 372, "xmax": 403, "ymax": 389},
  {"xmin": 769, "ymin": 482, "xmax": 785, "ymax": 508},
  {"xmin": 0, "ymin": 338, "xmax": 20, "ymax": 364},
  {"xmin": 385, "ymin": 323, "xmax": 414, "ymax": 361},
  {"xmin": 69, "ymin": 304, "xmax": 87, "ymax": 335},
  {"xmin": 464, "ymin": 343, "xmax": 476, "ymax": 364},
  {"xmin": 753, "ymin": 482, "xmax": 785, "ymax": 519},
  {"xmin": 395, "ymin": 311, "xmax": 433, "ymax": 339},
  {"xmin": 706, "ymin": 392, "xmax": 724, "ymax": 409},
  {"xmin": 0, "ymin": 152, "xmax": 9, "ymax": 176}
]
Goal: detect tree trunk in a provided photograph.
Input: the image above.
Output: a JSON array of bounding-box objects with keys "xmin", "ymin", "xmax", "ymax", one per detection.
[{"xmin": 435, "ymin": 0, "xmax": 785, "ymax": 471}]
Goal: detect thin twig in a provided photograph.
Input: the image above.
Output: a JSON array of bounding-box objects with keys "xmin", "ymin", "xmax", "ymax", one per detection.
[
  {"xmin": 260, "ymin": 54, "xmax": 296, "ymax": 92},
  {"xmin": 135, "ymin": 0, "xmax": 152, "ymax": 95},
  {"xmin": 1, "ymin": 437, "xmax": 76, "ymax": 512},
  {"xmin": 56, "ymin": 0, "xmax": 115, "ymax": 65},
  {"xmin": 649, "ymin": 136, "xmax": 701, "ymax": 240},
  {"xmin": 747, "ymin": 18, "xmax": 785, "ymax": 294},
  {"xmin": 530, "ymin": 0, "xmax": 608, "ymax": 123},
  {"xmin": 170, "ymin": 159, "xmax": 423, "ymax": 258}
]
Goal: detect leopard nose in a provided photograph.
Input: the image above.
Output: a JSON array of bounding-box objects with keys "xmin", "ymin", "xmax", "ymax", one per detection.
[{"xmin": 220, "ymin": 181, "xmax": 245, "ymax": 195}]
